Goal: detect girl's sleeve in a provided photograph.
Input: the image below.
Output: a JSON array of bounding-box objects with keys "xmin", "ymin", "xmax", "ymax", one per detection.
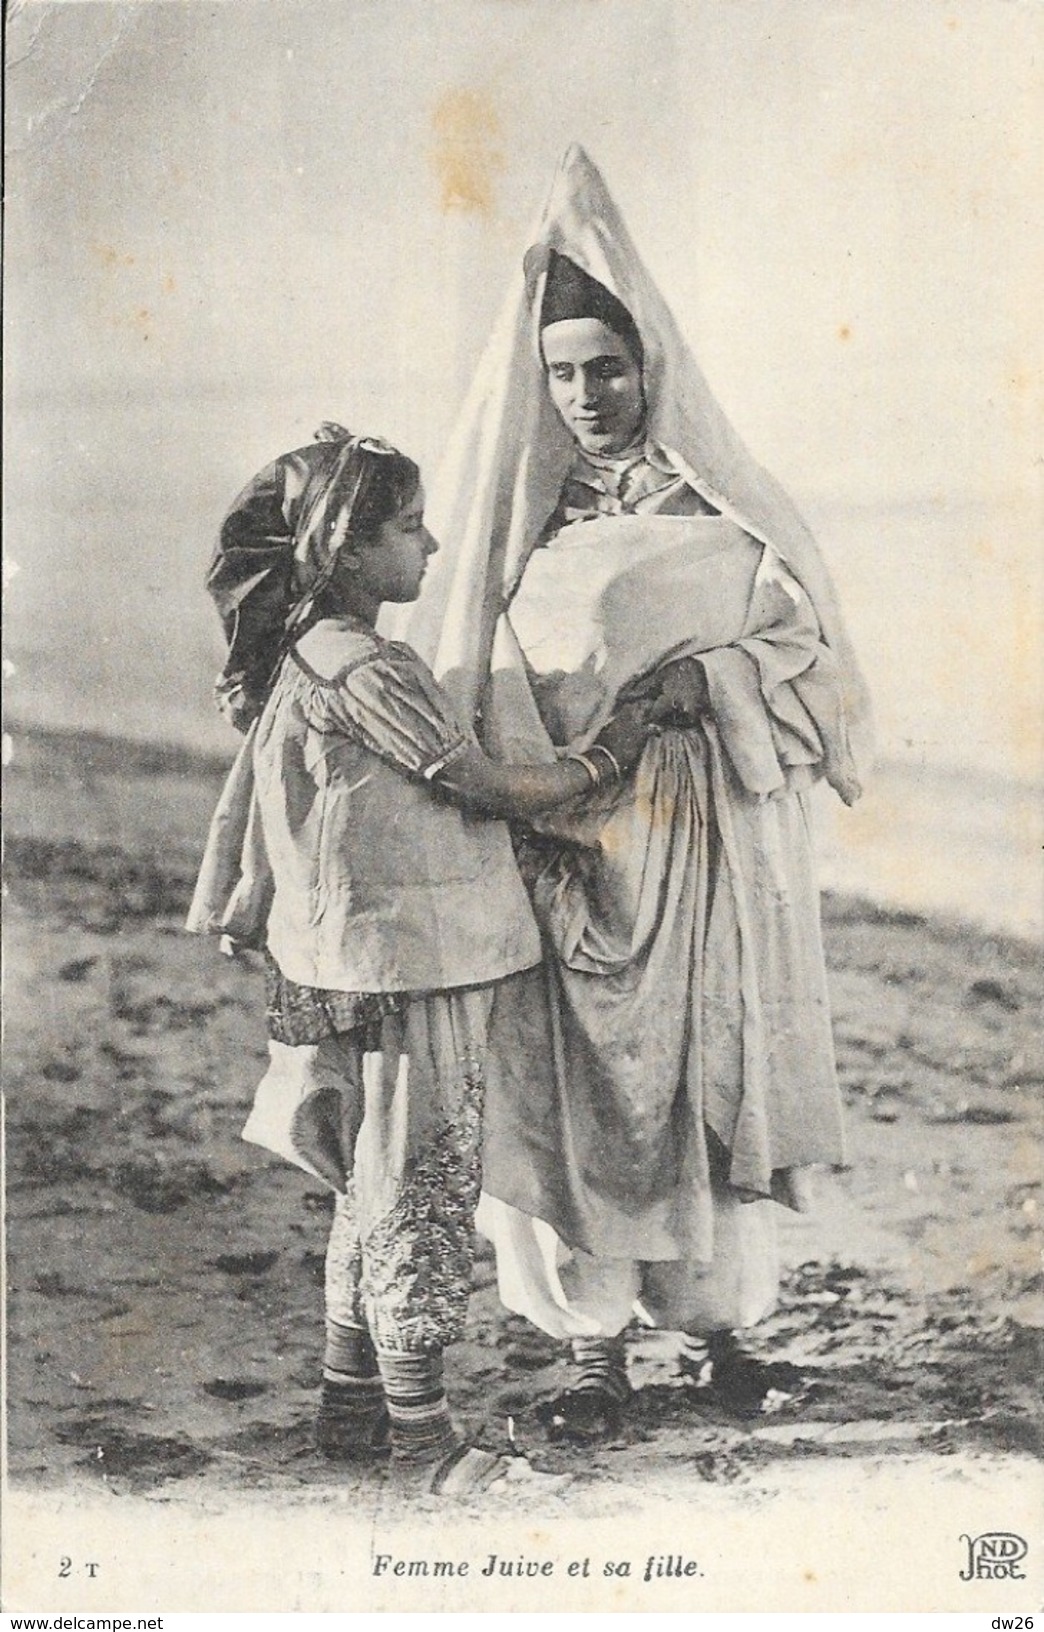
[{"xmin": 326, "ymin": 644, "xmax": 471, "ymax": 780}]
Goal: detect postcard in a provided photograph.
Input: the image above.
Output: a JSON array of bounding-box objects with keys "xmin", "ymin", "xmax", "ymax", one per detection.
[{"xmin": 4, "ymin": 0, "xmax": 1041, "ymax": 1614}]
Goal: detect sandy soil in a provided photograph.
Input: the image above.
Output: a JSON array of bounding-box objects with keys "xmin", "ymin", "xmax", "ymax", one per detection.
[{"xmin": 4, "ymin": 727, "xmax": 1042, "ymax": 1587}]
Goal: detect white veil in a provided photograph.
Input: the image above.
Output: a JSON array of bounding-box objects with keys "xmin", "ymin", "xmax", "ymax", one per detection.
[{"xmin": 400, "ymin": 144, "xmax": 873, "ymax": 782}]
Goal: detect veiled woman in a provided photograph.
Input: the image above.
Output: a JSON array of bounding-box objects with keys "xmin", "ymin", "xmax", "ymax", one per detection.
[{"xmin": 399, "ymin": 147, "xmax": 873, "ymax": 1436}]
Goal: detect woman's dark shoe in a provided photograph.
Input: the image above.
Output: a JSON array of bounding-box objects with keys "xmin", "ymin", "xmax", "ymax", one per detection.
[
  {"xmin": 537, "ymin": 1383, "xmax": 627, "ymax": 1443},
  {"xmin": 535, "ymin": 1333, "xmax": 632, "ymax": 1442},
  {"xmin": 702, "ymin": 1333, "xmax": 804, "ymax": 1418}
]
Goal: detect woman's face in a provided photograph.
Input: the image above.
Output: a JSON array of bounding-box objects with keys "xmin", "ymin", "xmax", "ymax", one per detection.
[
  {"xmin": 542, "ymin": 317, "xmax": 645, "ymax": 457},
  {"xmin": 343, "ymin": 482, "xmax": 439, "ymax": 609}
]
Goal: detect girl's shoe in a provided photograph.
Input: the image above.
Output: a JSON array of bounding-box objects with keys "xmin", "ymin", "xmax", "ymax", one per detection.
[{"xmin": 315, "ymin": 1381, "xmax": 391, "ymax": 1460}]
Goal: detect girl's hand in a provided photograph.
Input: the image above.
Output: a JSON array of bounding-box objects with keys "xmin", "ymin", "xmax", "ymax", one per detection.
[
  {"xmin": 215, "ymin": 675, "xmax": 263, "ymax": 734},
  {"xmin": 593, "ymin": 698, "xmax": 659, "ymax": 775}
]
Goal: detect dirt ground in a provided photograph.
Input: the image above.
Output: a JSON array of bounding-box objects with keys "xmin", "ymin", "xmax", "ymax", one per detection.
[{"xmin": 4, "ymin": 727, "xmax": 1042, "ymax": 1576}]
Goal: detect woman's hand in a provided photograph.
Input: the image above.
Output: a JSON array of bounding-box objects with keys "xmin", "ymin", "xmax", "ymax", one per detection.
[
  {"xmin": 648, "ymin": 656, "xmax": 709, "ymax": 727},
  {"xmin": 593, "ymin": 698, "xmax": 659, "ymax": 775}
]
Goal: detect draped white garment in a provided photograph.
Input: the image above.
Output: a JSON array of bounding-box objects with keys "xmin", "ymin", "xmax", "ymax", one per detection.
[
  {"xmin": 390, "ymin": 144, "xmax": 873, "ymax": 784},
  {"xmin": 385, "ymin": 146, "xmax": 870, "ymax": 1337}
]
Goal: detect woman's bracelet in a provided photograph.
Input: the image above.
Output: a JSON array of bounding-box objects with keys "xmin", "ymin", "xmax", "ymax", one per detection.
[
  {"xmin": 587, "ymin": 743, "xmax": 622, "ymax": 784},
  {"xmin": 564, "ymin": 744, "xmax": 623, "ymax": 790},
  {"xmin": 564, "ymin": 751, "xmax": 601, "ymax": 788}
]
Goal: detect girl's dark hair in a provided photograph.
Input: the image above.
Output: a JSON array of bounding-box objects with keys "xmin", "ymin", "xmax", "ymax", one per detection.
[{"xmin": 348, "ymin": 451, "xmax": 421, "ymax": 543}]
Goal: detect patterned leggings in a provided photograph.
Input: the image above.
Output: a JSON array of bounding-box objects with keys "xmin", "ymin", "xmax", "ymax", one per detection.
[{"xmin": 319, "ymin": 990, "xmax": 492, "ymax": 1352}]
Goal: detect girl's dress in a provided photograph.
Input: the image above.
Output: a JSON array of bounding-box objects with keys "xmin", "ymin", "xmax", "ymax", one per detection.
[{"xmin": 194, "ymin": 612, "xmax": 541, "ymax": 1353}]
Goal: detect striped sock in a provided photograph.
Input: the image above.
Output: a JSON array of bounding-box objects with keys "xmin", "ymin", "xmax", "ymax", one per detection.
[
  {"xmin": 570, "ymin": 1334, "xmax": 630, "ymax": 1402},
  {"xmin": 376, "ymin": 1347, "xmax": 460, "ymax": 1467},
  {"xmin": 323, "ymin": 1317, "xmax": 379, "ymax": 1383},
  {"xmin": 317, "ymin": 1320, "xmax": 386, "ymax": 1456}
]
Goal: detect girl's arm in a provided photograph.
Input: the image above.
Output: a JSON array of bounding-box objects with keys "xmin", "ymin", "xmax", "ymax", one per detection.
[{"xmin": 433, "ymin": 700, "xmax": 656, "ymax": 820}]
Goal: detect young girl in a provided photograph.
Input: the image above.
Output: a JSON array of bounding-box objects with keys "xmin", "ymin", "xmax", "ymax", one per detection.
[{"xmin": 189, "ymin": 424, "xmax": 651, "ymax": 1498}]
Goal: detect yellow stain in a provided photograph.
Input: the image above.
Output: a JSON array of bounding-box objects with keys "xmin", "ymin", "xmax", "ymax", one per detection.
[
  {"xmin": 431, "ymin": 89, "xmax": 504, "ymax": 215},
  {"xmin": 92, "ymin": 242, "xmax": 135, "ymax": 269}
]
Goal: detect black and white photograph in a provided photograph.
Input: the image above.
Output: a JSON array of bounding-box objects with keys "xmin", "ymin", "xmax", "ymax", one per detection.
[{"xmin": 3, "ymin": 0, "xmax": 1042, "ymax": 1615}]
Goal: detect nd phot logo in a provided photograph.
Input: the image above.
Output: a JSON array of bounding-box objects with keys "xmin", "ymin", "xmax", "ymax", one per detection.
[{"xmin": 960, "ymin": 1533, "xmax": 1028, "ymax": 1581}]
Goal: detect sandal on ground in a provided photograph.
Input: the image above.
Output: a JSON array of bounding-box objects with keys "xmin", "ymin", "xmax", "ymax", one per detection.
[
  {"xmin": 427, "ymin": 1444, "xmax": 572, "ymax": 1498},
  {"xmin": 388, "ymin": 1444, "xmax": 571, "ymax": 1499}
]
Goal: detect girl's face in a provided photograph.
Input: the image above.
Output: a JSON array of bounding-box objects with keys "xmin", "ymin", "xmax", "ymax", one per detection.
[
  {"xmin": 542, "ymin": 317, "xmax": 645, "ymax": 457},
  {"xmin": 341, "ymin": 482, "xmax": 439, "ymax": 613}
]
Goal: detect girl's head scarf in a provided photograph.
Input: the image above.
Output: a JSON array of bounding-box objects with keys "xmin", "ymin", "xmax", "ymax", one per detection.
[{"xmin": 206, "ymin": 424, "xmax": 403, "ymax": 721}]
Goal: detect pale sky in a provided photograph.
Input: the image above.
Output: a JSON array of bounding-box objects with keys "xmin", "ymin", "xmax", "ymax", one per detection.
[{"xmin": 4, "ymin": 0, "xmax": 1042, "ymax": 782}]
